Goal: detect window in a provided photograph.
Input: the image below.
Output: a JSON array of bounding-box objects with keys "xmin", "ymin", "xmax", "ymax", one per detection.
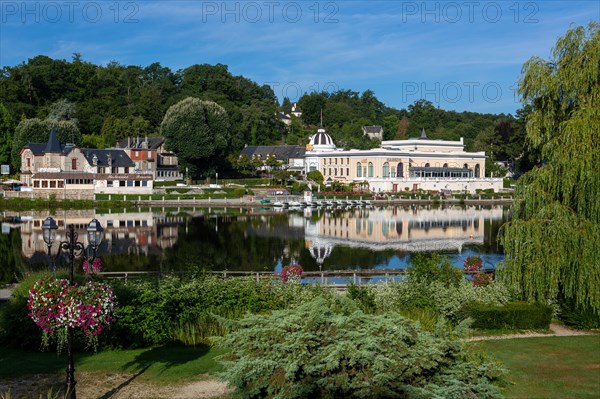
[
  {"xmin": 50, "ymin": 181, "xmax": 56, "ymax": 188},
  {"xmin": 357, "ymin": 162, "xmax": 362, "ymax": 177},
  {"xmin": 27, "ymin": 158, "xmax": 31, "ymax": 167},
  {"xmin": 124, "ymin": 167, "xmax": 129, "ymax": 173},
  {"xmin": 382, "ymin": 162, "xmax": 389, "ymax": 178},
  {"xmin": 34, "ymin": 181, "xmax": 40, "ymax": 188},
  {"xmin": 127, "ymin": 181, "xmax": 133, "ymax": 187},
  {"xmin": 475, "ymin": 164, "xmax": 481, "ymax": 178},
  {"xmin": 107, "ymin": 181, "xmax": 113, "ymax": 187},
  {"xmin": 346, "ymin": 168, "xmax": 349, "ymax": 176},
  {"xmin": 119, "ymin": 181, "xmax": 126, "ymax": 187},
  {"xmin": 425, "ymin": 163, "xmax": 430, "ymax": 167},
  {"xmin": 368, "ymin": 162, "xmax": 373, "ymax": 177},
  {"xmin": 142, "ymin": 181, "xmax": 147, "ymax": 187},
  {"xmin": 71, "ymin": 158, "xmax": 77, "ymax": 170}
]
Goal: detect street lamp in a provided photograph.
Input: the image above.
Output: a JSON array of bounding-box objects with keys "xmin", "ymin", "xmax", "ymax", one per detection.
[
  {"xmin": 41, "ymin": 216, "xmax": 58, "ymax": 271},
  {"xmin": 40, "ymin": 217, "xmax": 104, "ymax": 399}
]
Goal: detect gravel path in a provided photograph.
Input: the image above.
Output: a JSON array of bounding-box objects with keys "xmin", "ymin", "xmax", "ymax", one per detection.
[{"xmin": 467, "ymin": 323, "xmax": 597, "ymax": 341}]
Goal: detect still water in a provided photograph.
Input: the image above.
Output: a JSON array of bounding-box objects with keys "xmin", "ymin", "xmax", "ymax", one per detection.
[{"xmin": 1, "ymin": 204, "xmax": 509, "ymax": 283}]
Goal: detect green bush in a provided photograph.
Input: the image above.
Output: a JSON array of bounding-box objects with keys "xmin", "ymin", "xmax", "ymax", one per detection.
[
  {"xmin": 346, "ymin": 284, "xmax": 376, "ymax": 313},
  {"xmin": 216, "ymin": 296, "xmax": 504, "ymax": 399},
  {"xmin": 462, "ymin": 301, "xmax": 552, "ymax": 330},
  {"xmin": 408, "ymin": 254, "xmax": 463, "ymax": 287},
  {"xmin": 558, "ymin": 298, "xmax": 600, "ymax": 329},
  {"xmin": 373, "ymin": 280, "xmax": 516, "ymax": 323}
]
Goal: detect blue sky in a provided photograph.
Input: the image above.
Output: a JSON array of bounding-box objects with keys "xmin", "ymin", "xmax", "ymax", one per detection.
[{"xmin": 1, "ymin": 0, "xmax": 598, "ymax": 114}]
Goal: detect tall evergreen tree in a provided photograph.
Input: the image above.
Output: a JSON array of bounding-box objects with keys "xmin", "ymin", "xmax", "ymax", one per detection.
[{"xmin": 500, "ymin": 23, "xmax": 600, "ymax": 315}]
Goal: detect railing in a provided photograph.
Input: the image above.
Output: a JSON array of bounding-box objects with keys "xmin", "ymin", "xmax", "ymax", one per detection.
[{"xmin": 99, "ymin": 268, "xmax": 494, "ymax": 288}]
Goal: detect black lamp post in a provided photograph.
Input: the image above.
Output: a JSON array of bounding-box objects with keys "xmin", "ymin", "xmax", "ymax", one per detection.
[
  {"xmin": 41, "ymin": 217, "xmax": 104, "ymax": 399},
  {"xmin": 41, "ymin": 216, "xmax": 58, "ymax": 271}
]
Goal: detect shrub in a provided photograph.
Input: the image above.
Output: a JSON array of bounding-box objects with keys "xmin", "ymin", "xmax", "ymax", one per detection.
[
  {"xmin": 408, "ymin": 253, "xmax": 463, "ymax": 287},
  {"xmin": 558, "ymin": 298, "xmax": 600, "ymax": 329},
  {"xmin": 216, "ymin": 296, "xmax": 504, "ymax": 399},
  {"xmin": 462, "ymin": 301, "xmax": 552, "ymax": 330},
  {"xmin": 346, "ymin": 284, "xmax": 376, "ymax": 313},
  {"xmin": 373, "ymin": 280, "xmax": 516, "ymax": 323}
]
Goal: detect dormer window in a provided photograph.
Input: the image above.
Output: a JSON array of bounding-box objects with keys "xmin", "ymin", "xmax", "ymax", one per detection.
[{"xmin": 71, "ymin": 158, "xmax": 77, "ymax": 170}]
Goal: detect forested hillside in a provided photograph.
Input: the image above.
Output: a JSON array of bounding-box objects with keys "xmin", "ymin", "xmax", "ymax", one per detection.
[{"xmin": 0, "ymin": 55, "xmax": 532, "ymax": 178}]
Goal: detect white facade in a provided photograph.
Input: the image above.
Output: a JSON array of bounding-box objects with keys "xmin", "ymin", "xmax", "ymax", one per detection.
[{"xmin": 304, "ymin": 129, "xmax": 502, "ymax": 194}]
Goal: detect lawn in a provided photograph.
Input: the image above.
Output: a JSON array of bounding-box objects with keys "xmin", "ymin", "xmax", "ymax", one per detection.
[
  {"xmin": 1, "ymin": 336, "xmax": 598, "ymax": 398},
  {"xmin": 472, "ymin": 335, "xmax": 600, "ymax": 399}
]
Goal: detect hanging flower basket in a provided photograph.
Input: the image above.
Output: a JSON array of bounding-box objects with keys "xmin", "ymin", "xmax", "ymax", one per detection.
[
  {"xmin": 280, "ymin": 264, "xmax": 303, "ymax": 283},
  {"xmin": 27, "ymin": 277, "xmax": 115, "ymax": 350}
]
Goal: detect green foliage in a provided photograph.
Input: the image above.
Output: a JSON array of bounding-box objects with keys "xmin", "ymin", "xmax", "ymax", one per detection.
[
  {"xmin": 216, "ymin": 296, "xmax": 504, "ymax": 399},
  {"xmin": 0, "ymin": 102, "xmax": 14, "ymax": 166},
  {"xmin": 346, "ymin": 284, "xmax": 376, "ymax": 313},
  {"xmin": 462, "ymin": 301, "xmax": 552, "ymax": 330},
  {"xmin": 160, "ymin": 97, "xmax": 230, "ymax": 179},
  {"xmin": 307, "ymin": 170, "xmax": 324, "ymax": 185},
  {"xmin": 408, "ymin": 253, "xmax": 463, "ymax": 287},
  {"xmin": 557, "ymin": 297, "xmax": 600, "ymax": 329},
  {"xmin": 373, "ymin": 280, "xmax": 515, "ymax": 323},
  {"xmin": 500, "ymin": 23, "xmax": 600, "ymax": 316}
]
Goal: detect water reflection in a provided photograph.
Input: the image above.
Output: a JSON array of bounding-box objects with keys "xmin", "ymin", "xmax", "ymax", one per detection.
[{"xmin": 0, "ymin": 204, "xmax": 508, "ymax": 283}]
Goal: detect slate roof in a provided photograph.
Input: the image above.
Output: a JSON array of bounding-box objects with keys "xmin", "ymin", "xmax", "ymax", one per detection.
[
  {"xmin": 81, "ymin": 149, "xmax": 135, "ymax": 167},
  {"xmin": 116, "ymin": 137, "xmax": 165, "ymax": 150},
  {"xmin": 45, "ymin": 129, "xmax": 62, "ymax": 153},
  {"xmin": 240, "ymin": 145, "xmax": 305, "ymax": 159}
]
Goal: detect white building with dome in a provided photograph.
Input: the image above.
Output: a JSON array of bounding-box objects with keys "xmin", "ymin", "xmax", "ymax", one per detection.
[{"xmin": 304, "ymin": 127, "xmax": 503, "ymax": 194}]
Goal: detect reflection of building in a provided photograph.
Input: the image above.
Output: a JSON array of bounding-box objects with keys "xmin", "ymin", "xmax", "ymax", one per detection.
[
  {"xmin": 304, "ymin": 206, "xmax": 504, "ymax": 262},
  {"xmin": 19, "ymin": 211, "xmax": 181, "ymax": 262},
  {"xmin": 304, "ymin": 127, "xmax": 503, "ymax": 193}
]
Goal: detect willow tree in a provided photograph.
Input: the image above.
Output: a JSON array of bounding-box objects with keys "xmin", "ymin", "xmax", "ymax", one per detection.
[{"xmin": 500, "ymin": 23, "xmax": 600, "ymax": 316}]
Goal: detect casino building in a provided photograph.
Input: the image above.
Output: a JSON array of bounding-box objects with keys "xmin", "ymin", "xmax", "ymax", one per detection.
[{"xmin": 304, "ymin": 127, "xmax": 503, "ymax": 194}]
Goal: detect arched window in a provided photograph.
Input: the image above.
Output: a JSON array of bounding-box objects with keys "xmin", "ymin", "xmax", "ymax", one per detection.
[
  {"xmin": 397, "ymin": 162, "xmax": 404, "ymax": 177},
  {"xmin": 443, "ymin": 163, "xmax": 448, "ymax": 168},
  {"xmin": 425, "ymin": 163, "xmax": 430, "ymax": 167},
  {"xmin": 357, "ymin": 162, "xmax": 362, "ymax": 177},
  {"xmin": 382, "ymin": 162, "xmax": 389, "ymax": 178},
  {"xmin": 71, "ymin": 158, "xmax": 77, "ymax": 170},
  {"xmin": 368, "ymin": 162, "xmax": 374, "ymax": 177},
  {"xmin": 475, "ymin": 164, "xmax": 481, "ymax": 178}
]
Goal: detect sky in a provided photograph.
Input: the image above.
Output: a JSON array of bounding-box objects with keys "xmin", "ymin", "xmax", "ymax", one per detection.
[{"xmin": 1, "ymin": 0, "xmax": 598, "ymax": 115}]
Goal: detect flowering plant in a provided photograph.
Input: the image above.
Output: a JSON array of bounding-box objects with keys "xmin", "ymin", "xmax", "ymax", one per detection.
[
  {"xmin": 280, "ymin": 264, "xmax": 303, "ymax": 283},
  {"xmin": 27, "ymin": 277, "xmax": 115, "ymax": 351},
  {"xmin": 463, "ymin": 256, "xmax": 483, "ymax": 273},
  {"xmin": 472, "ymin": 272, "xmax": 493, "ymax": 287},
  {"xmin": 82, "ymin": 258, "xmax": 103, "ymax": 274}
]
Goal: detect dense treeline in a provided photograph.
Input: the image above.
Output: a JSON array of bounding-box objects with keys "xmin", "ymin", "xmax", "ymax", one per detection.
[{"xmin": 0, "ymin": 54, "xmax": 531, "ymax": 178}]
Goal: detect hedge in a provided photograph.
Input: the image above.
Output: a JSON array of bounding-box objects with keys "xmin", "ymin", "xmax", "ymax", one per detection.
[{"xmin": 462, "ymin": 301, "xmax": 552, "ymax": 330}]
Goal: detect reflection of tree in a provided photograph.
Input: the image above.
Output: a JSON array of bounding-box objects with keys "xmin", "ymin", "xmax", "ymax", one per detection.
[{"xmin": 0, "ymin": 229, "xmax": 27, "ymax": 284}]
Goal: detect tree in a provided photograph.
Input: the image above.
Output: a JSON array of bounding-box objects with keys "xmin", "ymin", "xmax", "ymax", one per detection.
[
  {"xmin": 500, "ymin": 23, "xmax": 600, "ymax": 316},
  {"xmin": 0, "ymin": 102, "xmax": 14, "ymax": 166},
  {"xmin": 160, "ymin": 97, "xmax": 229, "ymax": 178}
]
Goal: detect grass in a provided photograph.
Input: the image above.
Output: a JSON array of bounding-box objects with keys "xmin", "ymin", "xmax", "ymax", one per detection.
[
  {"xmin": 0, "ymin": 344, "xmax": 226, "ymax": 383},
  {"xmin": 472, "ymin": 335, "xmax": 600, "ymax": 399}
]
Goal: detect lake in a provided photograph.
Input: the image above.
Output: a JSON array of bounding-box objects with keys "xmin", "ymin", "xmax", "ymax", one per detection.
[{"xmin": 0, "ymin": 204, "xmax": 509, "ymax": 284}]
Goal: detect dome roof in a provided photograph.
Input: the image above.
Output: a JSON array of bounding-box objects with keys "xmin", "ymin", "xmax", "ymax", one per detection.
[{"xmin": 309, "ymin": 128, "xmax": 336, "ymax": 151}]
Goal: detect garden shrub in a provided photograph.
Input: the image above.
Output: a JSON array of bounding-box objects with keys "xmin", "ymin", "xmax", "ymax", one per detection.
[
  {"xmin": 408, "ymin": 253, "xmax": 463, "ymax": 287},
  {"xmin": 346, "ymin": 284, "xmax": 376, "ymax": 313},
  {"xmin": 216, "ymin": 296, "xmax": 504, "ymax": 399},
  {"xmin": 462, "ymin": 301, "xmax": 552, "ymax": 330},
  {"xmin": 558, "ymin": 298, "xmax": 600, "ymax": 329},
  {"xmin": 373, "ymin": 280, "xmax": 515, "ymax": 323}
]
